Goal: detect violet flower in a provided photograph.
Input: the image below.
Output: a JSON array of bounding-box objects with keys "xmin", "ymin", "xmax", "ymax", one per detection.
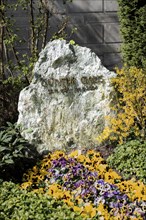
[{"xmin": 46, "ymin": 156, "xmax": 145, "ymax": 219}]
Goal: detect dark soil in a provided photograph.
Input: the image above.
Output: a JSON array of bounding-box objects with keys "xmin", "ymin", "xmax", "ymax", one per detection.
[
  {"xmin": 66, "ymin": 144, "xmax": 115, "ymax": 161},
  {"xmin": 95, "ymin": 145, "xmax": 115, "ymax": 160}
]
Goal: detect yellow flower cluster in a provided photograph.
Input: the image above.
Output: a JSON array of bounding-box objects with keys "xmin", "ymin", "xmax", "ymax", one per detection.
[
  {"xmin": 97, "ymin": 66, "xmax": 146, "ymax": 144},
  {"xmin": 22, "ymin": 151, "xmax": 66, "ymax": 190},
  {"xmin": 46, "ymin": 183, "xmax": 98, "ymax": 218},
  {"xmin": 116, "ymin": 180, "xmax": 146, "ymax": 201}
]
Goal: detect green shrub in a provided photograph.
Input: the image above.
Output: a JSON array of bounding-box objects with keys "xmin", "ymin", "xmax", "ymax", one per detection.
[
  {"xmin": 0, "ymin": 122, "xmax": 40, "ymax": 182},
  {"xmin": 0, "ymin": 181, "xmax": 84, "ymax": 220},
  {"xmin": 118, "ymin": 0, "xmax": 146, "ymax": 68},
  {"xmin": 107, "ymin": 140, "xmax": 146, "ymax": 183}
]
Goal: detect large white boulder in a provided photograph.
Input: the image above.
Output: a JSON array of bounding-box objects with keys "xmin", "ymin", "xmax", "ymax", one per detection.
[{"xmin": 17, "ymin": 40, "xmax": 115, "ymax": 153}]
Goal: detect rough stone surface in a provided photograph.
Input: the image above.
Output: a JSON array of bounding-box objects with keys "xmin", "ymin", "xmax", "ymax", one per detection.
[{"xmin": 17, "ymin": 39, "xmax": 116, "ymax": 153}]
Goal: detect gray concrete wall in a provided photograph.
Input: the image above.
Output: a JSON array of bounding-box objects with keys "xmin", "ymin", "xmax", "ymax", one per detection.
[
  {"xmin": 65, "ymin": 0, "xmax": 122, "ymax": 69},
  {"xmin": 8, "ymin": 0, "xmax": 122, "ymax": 70}
]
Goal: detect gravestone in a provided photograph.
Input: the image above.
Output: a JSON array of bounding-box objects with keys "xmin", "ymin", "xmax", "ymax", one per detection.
[{"xmin": 17, "ymin": 39, "xmax": 116, "ymax": 153}]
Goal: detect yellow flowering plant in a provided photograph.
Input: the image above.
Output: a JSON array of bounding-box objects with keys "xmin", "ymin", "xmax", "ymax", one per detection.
[{"xmin": 97, "ymin": 66, "xmax": 146, "ymax": 144}]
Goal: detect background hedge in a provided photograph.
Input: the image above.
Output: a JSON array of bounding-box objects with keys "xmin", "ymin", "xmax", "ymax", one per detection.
[{"xmin": 118, "ymin": 0, "xmax": 146, "ymax": 68}]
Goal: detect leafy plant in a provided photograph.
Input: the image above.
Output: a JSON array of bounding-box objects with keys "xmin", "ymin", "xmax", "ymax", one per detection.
[
  {"xmin": 107, "ymin": 140, "xmax": 146, "ymax": 183},
  {"xmin": 0, "ymin": 181, "xmax": 84, "ymax": 220},
  {"xmin": 97, "ymin": 66, "xmax": 146, "ymax": 144},
  {"xmin": 0, "ymin": 0, "xmax": 73, "ymax": 126},
  {"xmin": 0, "ymin": 122, "xmax": 40, "ymax": 182},
  {"xmin": 118, "ymin": 0, "xmax": 146, "ymax": 68}
]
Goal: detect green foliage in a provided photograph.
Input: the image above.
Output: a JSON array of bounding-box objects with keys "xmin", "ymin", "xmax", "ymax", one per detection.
[
  {"xmin": 1, "ymin": 0, "xmax": 49, "ymax": 80},
  {"xmin": 0, "ymin": 79, "xmax": 28, "ymax": 126},
  {"xmin": 69, "ymin": 39, "xmax": 76, "ymax": 45},
  {"xmin": 107, "ymin": 140, "xmax": 146, "ymax": 183},
  {"xmin": 0, "ymin": 122, "xmax": 39, "ymax": 182},
  {"xmin": 97, "ymin": 66, "xmax": 146, "ymax": 144},
  {"xmin": 0, "ymin": 0, "xmax": 72, "ymax": 126},
  {"xmin": 1, "ymin": 0, "xmax": 73, "ymax": 81},
  {"xmin": 118, "ymin": 0, "xmax": 146, "ymax": 68},
  {"xmin": 0, "ymin": 181, "xmax": 84, "ymax": 220}
]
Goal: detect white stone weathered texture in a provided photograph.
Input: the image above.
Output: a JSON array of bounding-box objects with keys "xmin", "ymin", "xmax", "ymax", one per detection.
[{"xmin": 17, "ymin": 40, "xmax": 115, "ymax": 153}]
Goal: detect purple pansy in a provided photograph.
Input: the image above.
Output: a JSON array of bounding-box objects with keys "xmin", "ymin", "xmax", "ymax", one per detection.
[{"xmin": 46, "ymin": 156, "xmax": 145, "ymax": 219}]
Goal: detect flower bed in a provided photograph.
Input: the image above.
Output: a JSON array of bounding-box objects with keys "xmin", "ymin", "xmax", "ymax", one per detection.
[{"xmin": 21, "ymin": 150, "xmax": 146, "ymax": 220}]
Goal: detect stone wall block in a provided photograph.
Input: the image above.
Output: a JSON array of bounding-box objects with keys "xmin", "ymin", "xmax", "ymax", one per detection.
[
  {"xmin": 66, "ymin": 0, "xmax": 103, "ymax": 13},
  {"xmin": 84, "ymin": 13, "xmax": 119, "ymax": 24},
  {"xmin": 67, "ymin": 24, "xmax": 103, "ymax": 44},
  {"xmin": 86, "ymin": 43, "xmax": 121, "ymax": 55},
  {"xmin": 85, "ymin": 24, "xmax": 104, "ymax": 43},
  {"xmin": 68, "ymin": 14, "xmax": 85, "ymax": 24},
  {"xmin": 14, "ymin": 17, "xmax": 29, "ymax": 27},
  {"xmin": 104, "ymin": 23, "xmax": 122, "ymax": 43},
  {"xmin": 104, "ymin": 0, "xmax": 119, "ymax": 12}
]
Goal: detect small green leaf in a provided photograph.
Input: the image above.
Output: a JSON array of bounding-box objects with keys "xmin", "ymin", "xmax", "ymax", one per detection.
[
  {"xmin": 0, "ymin": 146, "xmax": 9, "ymax": 152},
  {"xmin": 69, "ymin": 39, "xmax": 75, "ymax": 45},
  {"xmin": 4, "ymin": 159, "xmax": 14, "ymax": 164}
]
